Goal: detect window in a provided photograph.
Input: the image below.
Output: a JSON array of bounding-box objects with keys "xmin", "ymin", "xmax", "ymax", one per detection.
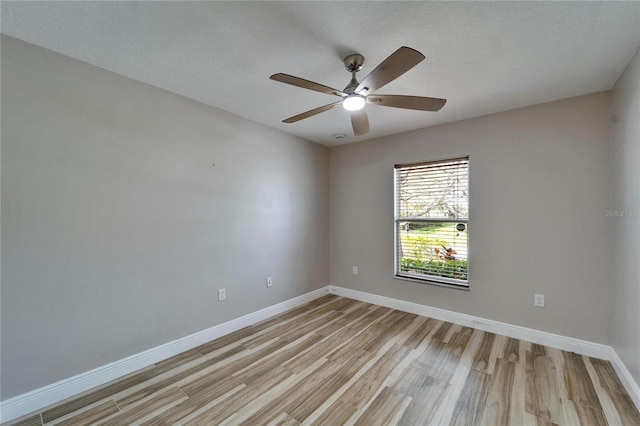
[{"xmin": 394, "ymin": 157, "xmax": 469, "ymax": 288}]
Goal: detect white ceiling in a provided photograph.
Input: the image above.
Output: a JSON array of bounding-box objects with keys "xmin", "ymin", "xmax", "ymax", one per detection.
[{"xmin": 2, "ymin": 1, "xmax": 639, "ymax": 147}]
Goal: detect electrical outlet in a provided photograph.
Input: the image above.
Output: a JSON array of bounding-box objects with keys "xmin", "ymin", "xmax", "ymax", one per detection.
[
  {"xmin": 353, "ymin": 266, "xmax": 358, "ymax": 275},
  {"xmin": 534, "ymin": 293, "xmax": 544, "ymax": 307},
  {"xmin": 266, "ymin": 276, "xmax": 273, "ymax": 288},
  {"xmin": 218, "ymin": 288, "xmax": 226, "ymax": 301}
]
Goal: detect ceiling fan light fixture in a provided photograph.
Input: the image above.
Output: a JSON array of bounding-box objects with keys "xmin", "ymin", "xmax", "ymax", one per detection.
[{"xmin": 342, "ymin": 94, "xmax": 366, "ymax": 111}]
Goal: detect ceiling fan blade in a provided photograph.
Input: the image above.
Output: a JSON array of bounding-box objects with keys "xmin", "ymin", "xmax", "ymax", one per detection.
[
  {"xmin": 282, "ymin": 101, "xmax": 342, "ymax": 123},
  {"xmin": 270, "ymin": 73, "xmax": 347, "ymax": 98},
  {"xmin": 351, "ymin": 109, "xmax": 370, "ymax": 136},
  {"xmin": 355, "ymin": 47, "xmax": 425, "ymax": 94},
  {"xmin": 367, "ymin": 94, "xmax": 446, "ymax": 111}
]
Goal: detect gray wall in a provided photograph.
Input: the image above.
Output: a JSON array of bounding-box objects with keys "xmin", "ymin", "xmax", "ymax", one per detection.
[
  {"xmin": 0, "ymin": 36, "xmax": 329, "ymax": 399},
  {"xmin": 611, "ymin": 47, "xmax": 640, "ymax": 385},
  {"xmin": 330, "ymin": 92, "xmax": 612, "ymax": 344}
]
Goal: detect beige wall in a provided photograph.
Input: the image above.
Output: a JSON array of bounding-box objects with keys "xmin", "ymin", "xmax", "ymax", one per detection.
[
  {"xmin": 611, "ymin": 47, "xmax": 640, "ymax": 385},
  {"xmin": 330, "ymin": 92, "xmax": 612, "ymax": 344},
  {"xmin": 0, "ymin": 36, "xmax": 329, "ymax": 398}
]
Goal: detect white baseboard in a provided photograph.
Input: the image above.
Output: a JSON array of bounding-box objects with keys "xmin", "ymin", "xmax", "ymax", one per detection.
[
  {"xmin": 608, "ymin": 347, "xmax": 640, "ymax": 410},
  {"xmin": 329, "ymin": 285, "xmax": 640, "ymax": 409},
  {"xmin": 329, "ymin": 285, "xmax": 610, "ymax": 358},
  {"xmin": 0, "ymin": 287, "xmax": 329, "ymax": 424}
]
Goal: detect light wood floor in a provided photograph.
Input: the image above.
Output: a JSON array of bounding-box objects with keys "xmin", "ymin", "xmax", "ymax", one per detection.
[{"xmin": 7, "ymin": 295, "xmax": 640, "ymax": 426}]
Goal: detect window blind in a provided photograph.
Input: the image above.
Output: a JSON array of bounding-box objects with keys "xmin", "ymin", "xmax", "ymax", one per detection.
[{"xmin": 394, "ymin": 157, "xmax": 469, "ymax": 286}]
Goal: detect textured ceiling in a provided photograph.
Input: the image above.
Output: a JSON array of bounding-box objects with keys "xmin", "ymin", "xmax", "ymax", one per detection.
[{"xmin": 2, "ymin": 1, "xmax": 639, "ymax": 146}]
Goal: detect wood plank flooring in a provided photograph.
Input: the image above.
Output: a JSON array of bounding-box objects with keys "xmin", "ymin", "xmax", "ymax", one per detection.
[{"xmin": 6, "ymin": 295, "xmax": 639, "ymax": 425}]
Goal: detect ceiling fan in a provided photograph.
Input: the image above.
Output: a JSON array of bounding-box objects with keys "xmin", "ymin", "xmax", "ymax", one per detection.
[{"xmin": 270, "ymin": 46, "xmax": 446, "ymax": 137}]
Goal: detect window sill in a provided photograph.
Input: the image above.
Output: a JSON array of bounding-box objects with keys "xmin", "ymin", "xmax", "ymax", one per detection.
[{"xmin": 394, "ymin": 274, "xmax": 470, "ymax": 291}]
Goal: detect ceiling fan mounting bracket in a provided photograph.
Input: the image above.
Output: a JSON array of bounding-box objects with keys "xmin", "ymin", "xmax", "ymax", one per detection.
[{"xmin": 343, "ymin": 54, "xmax": 364, "ymax": 73}]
